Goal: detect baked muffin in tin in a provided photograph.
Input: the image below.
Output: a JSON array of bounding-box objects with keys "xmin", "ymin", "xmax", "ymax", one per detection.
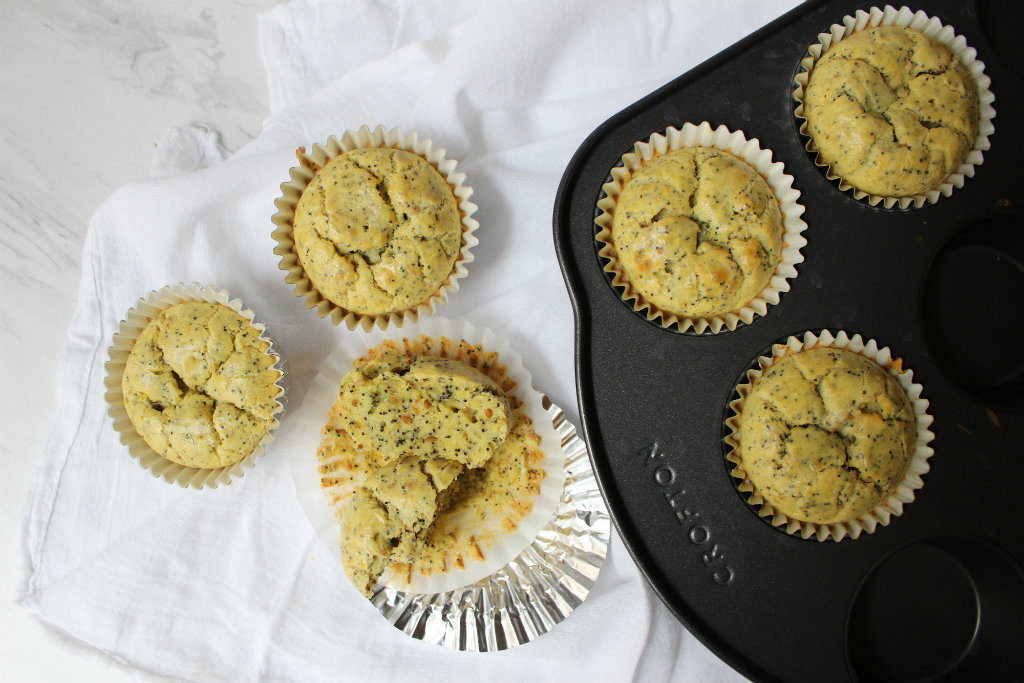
[
  {"xmin": 725, "ymin": 330, "xmax": 935, "ymax": 542},
  {"xmin": 595, "ymin": 122, "xmax": 806, "ymax": 334},
  {"xmin": 794, "ymin": 6, "xmax": 995, "ymax": 208}
]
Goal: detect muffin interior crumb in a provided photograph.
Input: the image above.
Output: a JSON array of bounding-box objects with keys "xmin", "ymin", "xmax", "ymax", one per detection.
[
  {"xmin": 317, "ymin": 338, "xmax": 545, "ymax": 596},
  {"xmin": 610, "ymin": 147, "xmax": 782, "ymax": 319}
]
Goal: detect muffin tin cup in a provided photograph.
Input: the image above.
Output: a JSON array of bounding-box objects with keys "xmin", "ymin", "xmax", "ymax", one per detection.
[
  {"xmin": 103, "ymin": 282, "xmax": 287, "ymax": 490},
  {"xmin": 724, "ymin": 329, "xmax": 936, "ymax": 542},
  {"xmin": 594, "ymin": 122, "xmax": 808, "ymax": 334},
  {"xmin": 793, "ymin": 4, "xmax": 996, "ymax": 209},
  {"xmin": 282, "ymin": 316, "xmax": 569, "ymax": 596},
  {"xmin": 271, "ymin": 124, "xmax": 480, "ymax": 331}
]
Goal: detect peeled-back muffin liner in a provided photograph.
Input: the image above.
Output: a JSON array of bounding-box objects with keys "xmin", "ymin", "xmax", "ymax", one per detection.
[
  {"xmin": 271, "ymin": 124, "xmax": 479, "ymax": 331},
  {"xmin": 594, "ymin": 122, "xmax": 807, "ymax": 335},
  {"xmin": 371, "ymin": 397, "xmax": 607, "ymax": 651},
  {"xmin": 103, "ymin": 282, "xmax": 287, "ymax": 490},
  {"xmin": 793, "ymin": 5, "xmax": 996, "ymax": 209},
  {"xmin": 724, "ymin": 329, "xmax": 935, "ymax": 542},
  {"xmin": 282, "ymin": 316, "xmax": 576, "ymax": 600}
]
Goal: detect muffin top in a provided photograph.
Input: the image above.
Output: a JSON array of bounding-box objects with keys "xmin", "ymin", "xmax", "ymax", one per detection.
[
  {"xmin": 121, "ymin": 301, "xmax": 282, "ymax": 469},
  {"xmin": 803, "ymin": 25, "xmax": 978, "ymax": 197},
  {"xmin": 611, "ymin": 147, "xmax": 782, "ymax": 319},
  {"xmin": 738, "ymin": 347, "xmax": 916, "ymax": 525},
  {"xmin": 292, "ymin": 147, "xmax": 462, "ymax": 316}
]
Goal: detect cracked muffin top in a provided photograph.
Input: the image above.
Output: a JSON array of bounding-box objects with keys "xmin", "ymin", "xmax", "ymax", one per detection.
[
  {"xmin": 292, "ymin": 147, "xmax": 462, "ymax": 316},
  {"xmin": 121, "ymin": 302, "xmax": 282, "ymax": 469},
  {"xmin": 737, "ymin": 347, "xmax": 916, "ymax": 525},
  {"xmin": 803, "ymin": 25, "xmax": 978, "ymax": 198},
  {"xmin": 611, "ymin": 147, "xmax": 782, "ymax": 319}
]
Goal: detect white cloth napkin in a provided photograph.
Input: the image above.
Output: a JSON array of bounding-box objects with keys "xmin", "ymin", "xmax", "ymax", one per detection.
[{"xmin": 24, "ymin": 1, "xmax": 799, "ymax": 681}]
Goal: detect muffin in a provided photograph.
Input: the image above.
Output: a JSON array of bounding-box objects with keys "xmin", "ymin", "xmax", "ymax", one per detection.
[
  {"xmin": 595, "ymin": 123, "xmax": 806, "ymax": 334},
  {"xmin": 611, "ymin": 147, "xmax": 782, "ymax": 319},
  {"xmin": 803, "ymin": 25, "xmax": 978, "ymax": 199},
  {"xmin": 726, "ymin": 331, "xmax": 934, "ymax": 541},
  {"xmin": 736, "ymin": 346, "xmax": 915, "ymax": 525},
  {"xmin": 273, "ymin": 126, "xmax": 479, "ymax": 331},
  {"xmin": 336, "ymin": 355, "xmax": 511, "ymax": 469},
  {"xmin": 317, "ymin": 339, "xmax": 546, "ymax": 596},
  {"xmin": 121, "ymin": 301, "xmax": 283, "ymax": 469},
  {"xmin": 293, "ymin": 148, "xmax": 462, "ymax": 316}
]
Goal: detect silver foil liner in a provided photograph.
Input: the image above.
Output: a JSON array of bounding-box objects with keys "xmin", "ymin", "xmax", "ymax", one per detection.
[{"xmin": 369, "ymin": 396, "xmax": 610, "ymax": 651}]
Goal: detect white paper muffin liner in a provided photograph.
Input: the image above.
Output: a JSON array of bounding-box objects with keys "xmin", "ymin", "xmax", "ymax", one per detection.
[
  {"xmin": 271, "ymin": 124, "xmax": 479, "ymax": 331},
  {"xmin": 793, "ymin": 5, "xmax": 996, "ymax": 209},
  {"xmin": 594, "ymin": 122, "xmax": 807, "ymax": 335},
  {"xmin": 724, "ymin": 329, "xmax": 935, "ymax": 542},
  {"xmin": 103, "ymin": 282, "xmax": 287, "ymax": 489},
  {"xmin": 282, "ymin": 316, "xmax": 570, "ymax": 597}
]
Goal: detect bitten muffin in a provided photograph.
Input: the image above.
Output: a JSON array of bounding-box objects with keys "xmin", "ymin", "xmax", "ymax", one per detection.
[
  {"xmin": 318, "ymin": 342, "xmax": 545, "ymax": 597},
  {"xmin": 803, "ymin": 25, "xmax": 979, "ymax": 198},
  {"xmin": 611, "ymin": 147, "xmax": 783, "ymax": 319},
  {"xmin": 291, "ymin": 147, "xmax": 462, "ymax": 316},
  {"xmin": 121, "ymin": 302, "xmax": 282, "ymax": 469},
  {"xmin": 737, "ymin": 347, "xmax": 916, "ymax": 524}
]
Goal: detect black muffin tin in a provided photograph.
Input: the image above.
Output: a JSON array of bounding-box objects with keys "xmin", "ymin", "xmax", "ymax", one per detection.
[{"xmin": 553, "ymin": 1, "xmax": 1024, "ymax": 681}]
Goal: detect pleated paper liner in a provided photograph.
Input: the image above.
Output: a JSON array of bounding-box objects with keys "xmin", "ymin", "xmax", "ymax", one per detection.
[
  {"xmin": 103, "ymin": 282, "xmax": 286, "ymax": 489},
  {"xmin": 724, "ymin": 330, "xmax": 935, "ymax": 542},
  {"xmin": 271, "ymin": 125, "xmax": 479, "ymax": 331},
  {"xmin": 792, "ymin": 4, "xmax": 996, "ymax": 209},
  {"xmin": 594, "ymin": 122, "xmax": 807, "ymax": 334}
]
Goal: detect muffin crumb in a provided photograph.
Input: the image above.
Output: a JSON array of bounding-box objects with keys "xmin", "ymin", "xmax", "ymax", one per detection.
[{"xmin": 318, "ymin": 343, "xmax": 545, "ymax": 596}]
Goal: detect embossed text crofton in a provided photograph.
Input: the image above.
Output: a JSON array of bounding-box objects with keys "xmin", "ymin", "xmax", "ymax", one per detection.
[{"xmin": 553, "ymin": 1, "xmax": 1024, "ymax": 681}]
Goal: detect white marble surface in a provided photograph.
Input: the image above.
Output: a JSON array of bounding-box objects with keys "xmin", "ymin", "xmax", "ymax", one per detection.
[{"xmin": 1, "ymin": 1, "xmax": 282, "ymax": 680}]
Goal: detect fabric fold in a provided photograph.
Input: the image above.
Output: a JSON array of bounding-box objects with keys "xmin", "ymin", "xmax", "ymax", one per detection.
[{"xmin": 24, "ymin": 1, "xmax": 800, "ymax": 680}]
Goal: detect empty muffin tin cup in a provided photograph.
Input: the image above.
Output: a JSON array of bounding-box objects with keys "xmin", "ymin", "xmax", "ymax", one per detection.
[
  {"xmin": 271, "ymin": 124, "xmax": 479, "ymax": 331},
  {"xmin": 793, "ymin": 5, "xmax": 996, "ymax": 209},
  {"xmin": 594, "ymin": 121, "xmax": 807, "ymax": 335},
  {"xmin": 724, "ymin": 329, "xmax": 935, "ymax": 542},
  {"xmin": 103, "ymin": 282, "xmax": 287, "ymax": 490}
]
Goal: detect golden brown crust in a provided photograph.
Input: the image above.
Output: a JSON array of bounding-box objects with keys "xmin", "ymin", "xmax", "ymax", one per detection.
[
  {"xmin": 803, "ymin": 25, "xmax": 978, "ymax": 197},
  {"xmin": 610, "ymin": 148, "xmax": 782, "ymax": 318},
  {"xmin": 121, "ymin": 302, "xmax": 282, "ymax": 469},
  {"xmin": 737, "ymin": 347, "xmax": 916, "ymax": 524}
]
